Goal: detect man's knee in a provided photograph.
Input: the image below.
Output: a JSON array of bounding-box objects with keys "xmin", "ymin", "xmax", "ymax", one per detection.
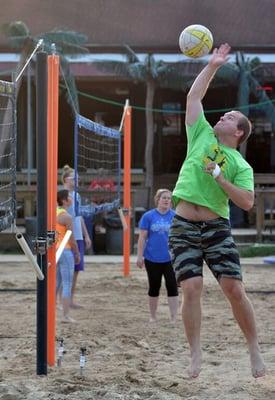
[
  {"xmin": 181, "ymin": 277, "xmax": 203, "ymax": 301},
  {"xmin": 220, "ymin": 278, "xmax": 245, "ymax": 302}
]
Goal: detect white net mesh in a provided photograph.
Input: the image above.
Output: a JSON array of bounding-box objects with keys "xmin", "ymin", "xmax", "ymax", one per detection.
[
  {"xmin": 0, "ymin": 80, "xmax": 16, "ymax": 232},
  {"xmin": 74, "ymin": 114, "xmax": 121, "ymax": 217}
]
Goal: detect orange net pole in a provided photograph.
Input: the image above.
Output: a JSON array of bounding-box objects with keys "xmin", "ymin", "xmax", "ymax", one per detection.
[
  {"xmin": 47, "ymin": 54, "xmax": 59, "ymax": 366},
  {"xmin": 123, "ymin": 106, "xmax": 132, "ymax": 276}
]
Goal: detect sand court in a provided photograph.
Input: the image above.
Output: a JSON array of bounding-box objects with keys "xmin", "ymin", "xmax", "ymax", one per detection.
[{"xmin": 0, "ymin": 259, "xmax": 275, "ymax": 399}]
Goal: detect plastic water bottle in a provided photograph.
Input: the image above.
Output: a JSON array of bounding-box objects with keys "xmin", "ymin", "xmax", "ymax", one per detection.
[
  {"xmin": 79, "ymin": 347, "xmax": 86, "ymax": 376},
  {"xmin": 57, "ymin": 338, "xmax": 64, "ymax": 367}
]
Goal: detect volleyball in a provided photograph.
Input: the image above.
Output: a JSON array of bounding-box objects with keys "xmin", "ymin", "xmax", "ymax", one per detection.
[{"xmin": 179, "ymin": 24, "xmax": 213, "ymax": 58}]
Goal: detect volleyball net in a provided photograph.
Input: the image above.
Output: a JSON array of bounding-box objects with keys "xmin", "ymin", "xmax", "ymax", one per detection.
[
  {"xmin": 0, "ymin": 80, "xmax": 16, "ymax": 232},
  {"xmin": 74, "ymin": 113, "xmax": 121, "ymax": 217}
]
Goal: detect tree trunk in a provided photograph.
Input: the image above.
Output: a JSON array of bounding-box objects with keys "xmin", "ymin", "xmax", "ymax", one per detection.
[
  {"xmin": 144, "ymin": 78, "xmax": 155, "ymax": 205},
  {"xmin": 237, "ymin": 65, "xmax": 249, "ymax": 158}
]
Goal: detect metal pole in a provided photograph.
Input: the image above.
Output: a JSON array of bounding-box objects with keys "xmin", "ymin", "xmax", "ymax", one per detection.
[
  {"xmin": 36, "ymin": 51, "xmax": 48, "ymax": 375},
  {"xmin": 123, "ymin": 104, "xmax": 132, "ymax": 277},
  {"xmin": 47, "ymin": 53, "xmax": 59, "ymax": 367},
  {"xmin": 27, "ymin": 63, "xmax": 33, "ymax": 187}
]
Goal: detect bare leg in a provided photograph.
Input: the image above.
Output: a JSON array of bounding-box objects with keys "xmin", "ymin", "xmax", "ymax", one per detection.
[
  {"xmin": 62, "ymin": 297, "xmax": 70, "ymax": 317},
  {"xmin": 168, "ymin": 296, "xmax": 179, "ymax": 323},
  {"xmin": 61, "ymin": 297, "xmax": 75, "ymax": 323},
  {"xmin": 181, "ymin": 277, "xmax": 203, "ymax": 378},
  {"xmin": 70, "ymin": 271, "xmax": 83, "ymax": 308},
  {"xmin": 220, "ymin": 277, "xmax": 266, "ymax": 378},
  {"xmin": 56, "ymin": 286, "xmax": 62, "ymax": 309},
  {"xmin": 148, "ymin": 296, "xmax": 158, "ymax": 322}
]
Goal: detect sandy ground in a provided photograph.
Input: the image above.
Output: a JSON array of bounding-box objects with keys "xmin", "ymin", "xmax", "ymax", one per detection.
[{"xmin": 0, "ymin": 259, "xmax": 275, "ymax": 400}]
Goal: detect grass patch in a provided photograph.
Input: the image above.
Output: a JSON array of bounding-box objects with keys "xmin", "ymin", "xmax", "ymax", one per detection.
[{"xmin": 239, "ymin": 244, "xmax": 275, "ymax": 258}]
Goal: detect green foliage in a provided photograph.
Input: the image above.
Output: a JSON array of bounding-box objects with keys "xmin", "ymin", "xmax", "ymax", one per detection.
[
  {"xmin": 1, "ymin": 21, "xmax": 30, "ymax": 47},
  {"xmin": 128, "ymin": 62, "xmax": 147, "ymax": 81},
  {"xmin": 239, "ymin": 244, "xmax": 275, "ymax": 257},
  {"xmin": 213, "ymin": 51, "xmax": 275, "ymax": 130},
  {"xmin": 95, "ymin": 47, "xmax": 191, "ymax": 192},
  {"xmin": 2, "ymin": 20, "xmax": 89, "ymax": 112},
  {"xmin": 37, "ymin": 31, "xmax": 88, "ymax": 55},
  {"xmin": 95, "ymin": 51, "xmax": 188, "ymax": 91}
]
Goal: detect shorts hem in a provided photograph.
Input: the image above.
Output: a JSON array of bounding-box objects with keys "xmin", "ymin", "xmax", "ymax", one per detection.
[
  {"xmin": 217, "ymin": 274, "xmax": 243, "ymax": 282},
  {"xmin": 177, "ymin": 272, "xmax": 203, "ymax": 284}
]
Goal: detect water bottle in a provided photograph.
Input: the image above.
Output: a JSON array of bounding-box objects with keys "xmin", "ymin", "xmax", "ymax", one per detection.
[
  {"xmin": 79, "ymin": 346, "xmax": 86, "ymax": 376},
  {"xmin": 57, "ymin": 338, "xmax": 64, "ymax": 367}
]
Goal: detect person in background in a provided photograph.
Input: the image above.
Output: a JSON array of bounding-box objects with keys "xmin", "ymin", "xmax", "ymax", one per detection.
[
  {"xmin": 137, "ymin": 189, "xmax": 178, "ymax": 324},
  {"xmin": 62, "ymin": 165, "xmax": 120, "ymax": 307},
  {"xmin": 62, "ymin": 165, "xmax": 92, "ymax": 309},
  {"xmin": 56, "ymin": 189, "xmax": 80, "ymax": 323}
]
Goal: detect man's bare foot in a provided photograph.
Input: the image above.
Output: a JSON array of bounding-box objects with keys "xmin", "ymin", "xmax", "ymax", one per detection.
[
  {"xmin": 187, "ymin": 350, "xmax": 202, "ymax": 378},
  {"xmin": 250, "ymin": 351, "xmax": 266, "ymax": 378}
]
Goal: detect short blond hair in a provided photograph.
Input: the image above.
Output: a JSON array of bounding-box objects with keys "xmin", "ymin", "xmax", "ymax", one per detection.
[
  {"xmin": 61, "ymin": 164, "xmax": 74, "ymax": 183},
  {"xmin": 154, "ymin": 188, "xmax": 172, "ymax": 207}
]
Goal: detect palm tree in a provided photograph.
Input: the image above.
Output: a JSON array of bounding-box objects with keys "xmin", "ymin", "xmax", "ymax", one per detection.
[
  {"xmin": 214, "ymin": 52, "xmax": 275, "ymax": 157},
  {"xmin": 2, "ymin": 20, "xmax": 89, "ymax": 112},
  {"xmin": 235, "ymin": 52, "xmax": 275, "ymax": 156},
  {"xmin": 2, "ymin": 21, "xmax": 89, "ymax": 172},
  {"xmin": 128, "ymin": 54, "xmax": 189, "ymax": 192},
  {"xmin": 94, "ymin": 48, "xmax": 189, "ymax": 199}
]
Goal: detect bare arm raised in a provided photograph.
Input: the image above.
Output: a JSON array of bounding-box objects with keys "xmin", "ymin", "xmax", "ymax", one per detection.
[{"xmin": 186, "ymin": 43, "xmax": 231, "ymax": 126}]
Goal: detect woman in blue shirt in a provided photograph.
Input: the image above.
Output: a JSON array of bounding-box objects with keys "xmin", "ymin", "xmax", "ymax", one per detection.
[{"xmin": 137, "ymin": 189, "xmax": 178, "ymax": 323}]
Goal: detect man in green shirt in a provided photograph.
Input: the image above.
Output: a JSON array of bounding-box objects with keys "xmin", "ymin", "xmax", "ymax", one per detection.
[{"xmin": 169, "ymin": 43, "xmax": 265, "ymax": 379}]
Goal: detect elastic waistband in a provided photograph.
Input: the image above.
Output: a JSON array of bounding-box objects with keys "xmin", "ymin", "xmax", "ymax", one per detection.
[{"xmin": 174, "ymin": 214, "xmax": 229, "ymax": 226}]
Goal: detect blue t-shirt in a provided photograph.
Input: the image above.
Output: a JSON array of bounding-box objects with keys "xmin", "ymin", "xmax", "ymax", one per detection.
[{"xmin": 139, "ymin": 208, "xmax": 175, "ymax": 263}]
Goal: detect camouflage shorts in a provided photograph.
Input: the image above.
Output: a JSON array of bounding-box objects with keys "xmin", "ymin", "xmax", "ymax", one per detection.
[{"xmin": 168, "ymin": 214, "xmax": 242, "ymax": 284}]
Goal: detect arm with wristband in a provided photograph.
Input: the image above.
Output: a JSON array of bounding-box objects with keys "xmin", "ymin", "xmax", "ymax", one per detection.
[{"xmin": 204, "ymin": 161, "xmax": 254, "ymax": 211}]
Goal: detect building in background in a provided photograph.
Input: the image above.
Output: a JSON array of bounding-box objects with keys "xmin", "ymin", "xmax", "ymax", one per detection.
[{"xmin": 0, "ymin": 0, "xmax": 275, "ymax": 187}]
